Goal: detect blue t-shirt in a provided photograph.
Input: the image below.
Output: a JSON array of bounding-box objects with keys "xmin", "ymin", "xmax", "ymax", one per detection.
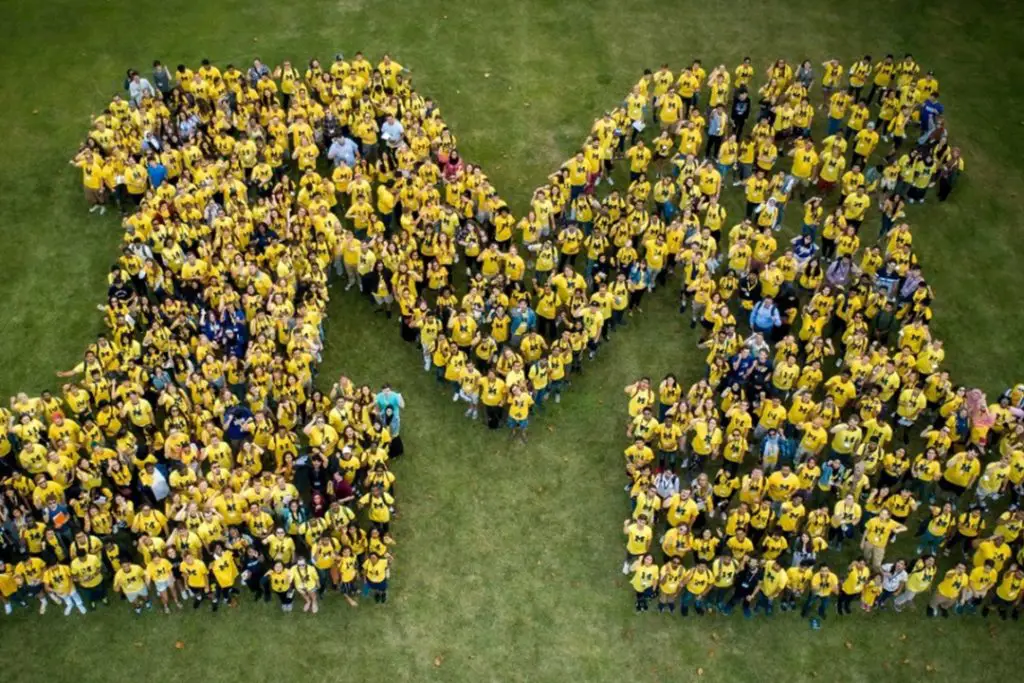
[
  {"xmin": 920, "ymin": 100, "xmax": 944, "ymax": 130},
  {"xmin": 224, "ymin": 405, "xmax": 253, "ymax": 440},
  {"xmin": 147, "ymin": 163, "xmax": 168, "ymax": 188}
]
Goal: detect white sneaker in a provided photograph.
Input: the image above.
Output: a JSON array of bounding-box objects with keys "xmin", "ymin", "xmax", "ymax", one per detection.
[
  {"xmin": 4, "ymin": 603, "xmax": 11, "ymax": 615},
  {"xmin": 555, "ymin": 394, "xmax": 560, "ymax": 404},
  {"xmin": 607, "ymin": 177, "xmax": 615, "ymax": 186},
  {"xmin": 99, "ymin": 206, "xmax": 106, "ymax": 215},
  {"xmin": 64, "ymin": 603, "xmax": 73, "ymax": 616},
  {"xmin": 89, "ymin": 205, "xmax": 100, "ymax": 213},
  {"xmin": 622, "ymin": 561, "xmax": 631, "ymax": 575},
  {"xmin": 452, "ymin": 393, "xmax": 459, "ymax": 402},
  {"xmin": 345, "ymin": 283, "xmax": 354, "ymax": 290},
  {"xmin": 39, "ymin": 600, "xmax": 47, "ymax": 615}
]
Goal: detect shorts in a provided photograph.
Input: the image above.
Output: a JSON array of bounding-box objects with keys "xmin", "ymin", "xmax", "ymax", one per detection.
[
  {"xmin": 85, "ymin": 186, "xmax": 105, "ymax": 204},
  {"xmin": 507, "ymin": 417, "xmax": 528, "ymax": 429},
  {"xmin": 457, "ymin": 389, "xmax": 479, "ymax": 403},
  {"xmin": 126, "ymin": 587, "xmax": 149, "ymax": 603},
  {"xmin": 340, "ymin": 581, "xmax": 356, "ymax": 595},
  {"xmin": 366, "ymin": 579, "xmax": 388, "ymax": 592},
  {"xmin": 154, "ymin": 579, "xmax": 171, "ymax": 593}
]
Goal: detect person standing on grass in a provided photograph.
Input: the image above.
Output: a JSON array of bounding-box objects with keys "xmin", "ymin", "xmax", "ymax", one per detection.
[
  {"xmin": 724, "ymin": 557, "xmax": 762, "ymax": 617},
  {"xmin": 70, "ymin": 148, "xmax": 107, "ymax": 215},
  {"xmin": 630, "ymin": 554, "xmax": 659, "ymax": 613},
  {"xmin": 145, "ymin": 551, "xmax": 180, "ymax": 613},
  {"xmin": 730, "ymin": 89, "xmax": 751, "ymax": 137},
  {"xmin": 337, "ymin": 546, "xmax": 360, "ymax": 607},
  {"xmin": 362, "ymin": 552, "xmax": 390, "ymax": 604},
  {"xmin": 267, "ymin": 560, "xmax": 294, "ymax": 612},
  {"xmin": 679, "ymin": 561, "xmax": 714, "ymax": 616},
  {"xmin": 375, "ymin": 384, "xmax": 406, "ymax": 439},
  {"xmin": 505, "ymin": 384, "xmax": 534, "ymax": 444},
  {"xmin": 241, "ymin": 546, "xmax": 270, "ymax": 602},
  {"xmin": 127, "ymin": 71, "xmax": 155, "ymax": 106},
  {"xmin": 622, "ymin": 516, "xmax": 652, "ymax": 575},
  {"xmin": 292, "ymin": 556, "xmax": 320, "ymax": 614},
  {"xmin": 983, "ymin": 564, "xmax": 1024, "ymax": 620},
  {"xmin": 210, "ymin": 545, "xmax": 239, "ymax": 611},
  {"xmin": 112, "ymin": 561, "xmax": 150, "ymax": 614},
  {"xmin": 705, "ymin": 106, "xmax": 726, "ymax": 160},
  {"xmin": 876, "ymin": 559, "xmax": 908, "ymax": 610},
  {"xmin": 801, "ymin": 564, "xmax": 839, "ymax": 619},
  {"xmin": 749, "ymin": 296, "xmax": 781, "ymax": 336},
  {"xmin": 918, "ymin": 91, "xmax": 944, "ymax": 145},
  {"xmin": 927, "ymin": 563, "xmax": 967, "ymax": 618},
  {"xmin": 861, "ymin": 509, "xmax": 906, "ymax": 571},
  {"xmin": 43, "ymin": 562, "xmax": 86, "ymax": 616},
  {"xmin": 479, "ymin": 369, "xmax": 507, "ymax": 430},
  {"xmin": 937, "ymin": 148, "xmax": 964, "ymax": 201},
  {"xmin": 151, "ymin": 60, "xmax": 173, "ymax": 94},
  {"xmin": 836, "ymin": 559, "xmax": 870, "ymax": 615},
  {"xmin": 180, "ymin": 552, "xmax": 212, "ymax": 611}
]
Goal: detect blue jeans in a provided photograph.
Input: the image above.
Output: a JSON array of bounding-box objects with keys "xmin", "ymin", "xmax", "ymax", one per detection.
[
  {"xmin": 802, "ymin": 594, "xmax": 830, "ymax": 618},
  {"xmin": 533, "ymin": 387, "xmax": 549, "ymax": 410},
  {"xmin": 918, "ymin": 530, "xmax": 944, "ymax": 555},
  {"xmin": 680, "ymin": 591, "xmax": 706, "ymax": 615},
  {"xmin": 755, "ymin": 593, "xmax": 775, "ymax": 616}
]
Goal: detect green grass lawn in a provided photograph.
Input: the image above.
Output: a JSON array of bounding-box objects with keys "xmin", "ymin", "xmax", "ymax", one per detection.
[{"xmin": 2, "ymin": 0, "xmax": 1024, "ymax": 681}]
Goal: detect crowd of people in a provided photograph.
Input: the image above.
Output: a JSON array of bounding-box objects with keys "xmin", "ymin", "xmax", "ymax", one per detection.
[
  {"xmin": 611, "ymin": 57, "xmax": 1024, "ymax": 623},
  {"xmin": 0, "ymin": 54, "xmax": 434, "ymax": 617},
  {"xmin": 0, "ymin": 49, "xmax": 987, "ymax": 623}
]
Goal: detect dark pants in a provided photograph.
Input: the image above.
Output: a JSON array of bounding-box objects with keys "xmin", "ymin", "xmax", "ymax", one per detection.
[
  {"xmin": 837, "ymin": 592, "xmax": 857, "ymax": 615},
  {"xmin": 938, "ymin": 175, "xmax": 955, "ymax": 201},
  {"xmin": 485, "ymin": 405, "xmax": 503, "ymax": 430},
  {"xmin": 801, "ymin": 594, "xmax": 830, "ymax": 618},
  {"xmin": 705, "ymin": 135, "xmax": 723, "ymax": 160}
]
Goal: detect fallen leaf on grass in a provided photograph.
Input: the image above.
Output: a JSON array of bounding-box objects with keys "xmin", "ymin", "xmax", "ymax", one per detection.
[
  {"xmin": 695, "ymin": 667, "xmax": 704, "ymax": 676},
  {"xmin": 899, "ymin": 633, "xmax": 907, "ymax": 641},
  {"xmin": 433, "ymin": 655, "xmax": 443, "ymax": 668},
  {"xmin": 844, "ymin": 641, "xmax": 853, "ymax": 650},
  {"xmin": 174, "ymin": 641, "xmax": 185, "ymax": 650}
]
